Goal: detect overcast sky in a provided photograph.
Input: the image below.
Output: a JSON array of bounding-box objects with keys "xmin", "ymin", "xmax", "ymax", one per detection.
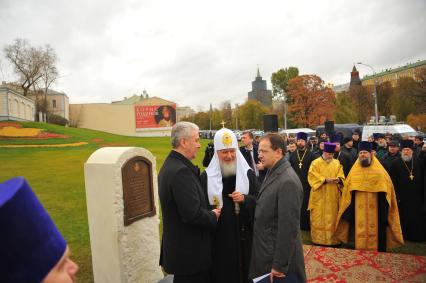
[{"xmin": 0, "ymin": 0, "xmax": 425, "ymax": 110}]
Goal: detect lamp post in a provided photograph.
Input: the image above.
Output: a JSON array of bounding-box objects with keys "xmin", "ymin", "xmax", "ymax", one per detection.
[
  {"xmin": 209, "ymin": 103, "xmax": 212, "ymax": 131},
  {"xmin": 235, "ymin": 103, "xmax": 239, "ymax": 130},
  {"xmin": 283, "ymin": 92, "xmax": 287, "ymax": 130},
  {"xmin": 357, "ymin": 62, "xmax": 378, "ymax": 125}
]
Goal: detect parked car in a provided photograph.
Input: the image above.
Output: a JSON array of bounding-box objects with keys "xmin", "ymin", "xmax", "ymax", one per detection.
[
  {"xmin": 279, "ymin": 128, "xmax": 316, "ymax": 137},
  {"xmin": 316, "ymin": 124, "xmax": 363, "ymax": 138},
  {"xmin": 199, "ymin": 130, "xmax": 217, "ymax": 139},
  {"xmin": 233, "ymin": 130, "xmax": 242, "ymax": 141},
  {"xmin": 252, "ymin": 130, "xmax": 264, "ymax": 138},
  {"xmin": 361, "ymin": 124, "xmax": 417, "ymax": 141}
]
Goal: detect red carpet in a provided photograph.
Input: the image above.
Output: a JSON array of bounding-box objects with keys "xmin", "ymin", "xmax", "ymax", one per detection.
[{"xmin": 303, "ymin": 245, "xmax": 426, "ymax": 282}]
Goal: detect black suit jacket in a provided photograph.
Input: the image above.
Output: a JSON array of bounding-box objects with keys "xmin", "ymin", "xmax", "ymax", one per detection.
[
  {"xmin": 240, "ymin": 145, "xmax": 260, "ymax": 169},
  {"xmin": 240, "ymin": 145, "xmax": 267, "ymax": 182},
  {"xmin": 158, "ymin": 150, "xmax": 217, "ymax": 275},
  {"xmin": 335, "ymin": 150, "xmax": 354, "ymax": 177}
]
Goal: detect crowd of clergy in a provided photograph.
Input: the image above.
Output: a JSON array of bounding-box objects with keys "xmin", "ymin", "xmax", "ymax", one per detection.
[
  {"xmin": 159, "ymin": 122, "xmax": 426, "ymax": 283},
  {"xmin": 192, "ymin": 126, "xmax": 426, "ymax": 283},
  {"xmin": 285, "ymin": 130, "xmax": 426, "ymax": 250},
  {"xmin": 2, "ymin": 122, "xmax": 424, "ymax": 283}
]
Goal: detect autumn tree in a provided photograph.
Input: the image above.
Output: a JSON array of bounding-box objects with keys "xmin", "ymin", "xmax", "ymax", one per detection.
[
  {"xmin": 184, "ymin": 111, "xmax": 210, "ymax": 129},
  {"xmin": 271, "ymin": 101, "xmax": 298, "ymax": 129},
  {"xmin": 38, "ymin": 45, "xmax": 59, "ymax": 94},
  {"xmin": 334, "ymin": 91, "xmax": 357, "ymax": 123},
  {"xmin": 395, "ymin": 68, "xmax": 426, "ymax": 116},
  {"xmin": 220, "ymin": 100, "xmax": 233, "ymax": 128},
  {"xmin": 286, "ymin": 75, "xmax": 335, "ymax": 128},
  {"xmin": 348, "ymin": 85, "xmax": 374, "ymax": 124},
  {"xmin": 238, "ymin": 99, "xmax": 269, "ymax": 129},
  {"xmin": 271, "ymin": 67, "xmax": 299, "ymax": 100},
  {"xmin": 411, "ymin": 68, "xmax": 426, "ymax": 111},
  {"xmin": 271, "ymin": 67, "xmax": 299, "ymax": 128},
  {"xmin": 4, "ymin": 39, "xmax": 41, "ymax": 96},
  {"xmin": 392, "ymin": 77, "xmax": 418, "ymax": 121},
  {"xmin": 375, "ymin": 81, "xmax": 394, "ymax": 117},
  {"xmin": 407, "ymin": 113, "xmax": 426, "ymax": 131}
]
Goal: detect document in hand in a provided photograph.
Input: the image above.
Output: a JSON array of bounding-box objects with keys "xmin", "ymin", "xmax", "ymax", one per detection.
[{"xmin": 252, "ymin": 272, "xmax": 300, "ymax": 283}]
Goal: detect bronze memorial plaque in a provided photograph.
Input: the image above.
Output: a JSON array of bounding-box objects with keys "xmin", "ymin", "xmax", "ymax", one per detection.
[{"xmin": 122, "ymin": 156, "xmax": 156, "ymax": 226}]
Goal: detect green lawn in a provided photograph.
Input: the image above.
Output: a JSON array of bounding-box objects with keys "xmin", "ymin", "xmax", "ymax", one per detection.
[
  {"xmin": 0, "ymin": 122, "xmax": 209, "ymax": 283},
  {"xmin": 0, "ymin": 121, "xmax": 425, "ymax": 282}
]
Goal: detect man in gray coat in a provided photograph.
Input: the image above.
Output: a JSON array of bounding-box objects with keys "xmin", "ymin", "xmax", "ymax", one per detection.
[{"xmin": 249, "ymin": 133, "xmax": 306, "ymax": 282}]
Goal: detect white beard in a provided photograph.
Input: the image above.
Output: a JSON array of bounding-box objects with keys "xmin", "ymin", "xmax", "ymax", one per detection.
[
  {"xmin": 220, "ymin": 161, "xmax": 237, "ymax": 177},
  {"xmin": 402, "ymin": 155, "xmax": 412, "ymax": 162}
]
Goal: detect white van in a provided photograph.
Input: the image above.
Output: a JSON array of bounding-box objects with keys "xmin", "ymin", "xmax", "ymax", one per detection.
[
  {"xmin": 279, "ymin": 128, "xmax": 316, "ymax": 137},
  {"xmin": 361, "ymin": 124, "xmax": 417, "ymax": 141}
]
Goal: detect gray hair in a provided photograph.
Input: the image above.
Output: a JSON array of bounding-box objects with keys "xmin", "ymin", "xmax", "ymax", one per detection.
[{"xmin": 171, "ymin": 121, "xmax": 199, "ymax": 148}]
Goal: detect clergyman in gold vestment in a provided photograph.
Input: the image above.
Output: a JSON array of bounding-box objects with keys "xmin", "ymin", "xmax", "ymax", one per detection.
[
  {"xmin": 308, "ymin": 142, "xmax": 345, "ymax": 246},
  {"xmin": 335, "ymin": 141, "xmax": 404, "ymax": 251}
]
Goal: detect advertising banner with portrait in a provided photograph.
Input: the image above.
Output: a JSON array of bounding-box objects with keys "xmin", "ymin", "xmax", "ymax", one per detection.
[{"xmin": 135, "ymin": 104, "xmax": 177, "ymax": 129}]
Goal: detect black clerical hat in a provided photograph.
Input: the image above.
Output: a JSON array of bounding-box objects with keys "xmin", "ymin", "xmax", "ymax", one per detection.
[
  {"xmin": 400, "ymin": 140, "xmax": 414, "ymax": 149},
  {"xmin": 358, "ymin": 141, "xmax": 372, "ymax": 152},
  {"xmin": 343, "ymin": 137, "xmax": 352, "ymax": 144}
]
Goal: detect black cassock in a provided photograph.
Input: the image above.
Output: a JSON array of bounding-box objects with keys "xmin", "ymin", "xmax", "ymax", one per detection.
[
  {"xmin": 334, "ymin": 150, "xmax": 354, "ymax": 177},
  {"xmin": 289, "ymin": 148, "xmax": 316, "ymax": 231},
  {"xmin": 380, "ymin": 152, "xmax": 400, "ymax": 174},
  {"xmin": 390, "ymin": 155, "xmax": 426, "ymax": 241},
  {"xmin": 200, "ymin": 170, "xmax": 259, "ymax": 283}
]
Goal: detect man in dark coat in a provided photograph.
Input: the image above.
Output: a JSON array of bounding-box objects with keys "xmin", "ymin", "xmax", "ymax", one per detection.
[
  {"xmin": 414, "ymin": 135, "xmax": 425, "ymax": 158},
  {"xmin": 390, "ymin": 139, "xmax": 426, "ymax": 242},
  {"xmin": 330, "ymin": 134, "xmax": 354, "ymax": 177},
  {"xmin": 376, "ymin": 134, "xmax": 388, "ymax": 160},
  {"xmin": 313, "ymin": 138, "xmax": 327, "ymax": 158},
  {"xmin": 352, "ymin": 130, "xmax": 361, "ymax": 154},
  {"xmin": 239, "ymin": 130, "xmax": 266, "ymax": 182},
  {"xmin": 159, "ymin": 122, "xmax": 221, "ymax": 283},
  {"xmin": 202, "ymin": 142, "xmax": 215, "ymax": 167},
  {"xmin": 201, "ymin": 128, "xmax": 259, "ymax": 283},
  {"xmin": 341, "ymin": 137, "xmax": 357, "ymax": 162},
  {"xmin": 380, "ymin": 139, "xmax": 400, "ymax": 173},
  {"xmin": 289, "ymin": 132, "xmax": 316, "ymax": 231},
  {"xmin": 308, "ymin": 136, "xmax": 319, "ymax": 152},
  {"xmin": 250, "ymin": 133, "xmax": 306, "ymax": 283}
]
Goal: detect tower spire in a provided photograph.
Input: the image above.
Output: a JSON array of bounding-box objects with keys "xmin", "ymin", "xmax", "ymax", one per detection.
[{"xmin": 257, "ymin": 65, "xmax": 261, "ymax": 77}]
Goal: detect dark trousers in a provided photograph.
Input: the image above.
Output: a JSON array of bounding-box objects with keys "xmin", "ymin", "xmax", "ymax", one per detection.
[{"xmin": 173, "ymin": 272, "xmax": 210, "ymax": 283}]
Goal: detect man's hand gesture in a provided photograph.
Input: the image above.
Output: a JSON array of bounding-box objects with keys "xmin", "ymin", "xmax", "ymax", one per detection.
[{"xmin": 228, "ymin": 191, "xmax": 245, "ymax": 203}]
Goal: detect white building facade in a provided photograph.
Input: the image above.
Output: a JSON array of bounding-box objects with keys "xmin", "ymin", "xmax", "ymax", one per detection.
[{"xmin": 0, "ymin": 85, "xmax": 36, "ymax": 121}]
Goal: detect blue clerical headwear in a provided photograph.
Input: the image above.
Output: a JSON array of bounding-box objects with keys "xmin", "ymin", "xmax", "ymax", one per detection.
[
  {"xmin": 0, "ymin": 177, "xmax": 67, "ymax": 283},
  {"xmin": 323, "ymin": 142, "xmax": 336, "ymax": 153},
  {"xmin": 296, "ymin": 132, "xmax": 308, "ymax": 141},
  {"xmin": 329, "ymin": 134, "xmax": 341, "ymax": 144},
  {"xmin": 372, "ymin": 133, "xmax": 384, "ymax": 140}
]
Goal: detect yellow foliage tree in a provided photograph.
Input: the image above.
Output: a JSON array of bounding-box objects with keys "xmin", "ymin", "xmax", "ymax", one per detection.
[
  {"xmin": 407, "ymin": 114, "xmax": 426, "ymax": 132},
  {"xmin": 238, "ymin": 100, "xmax": 269, "ymax": 129}
]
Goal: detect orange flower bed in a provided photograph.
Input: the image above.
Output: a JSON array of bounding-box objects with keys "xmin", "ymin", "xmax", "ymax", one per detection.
[
  {"xmin": 0, "ymin": 126, "xmax": 68, "ymax": 140},
  {"xmin": 0, "ymin": 127, "xmax": 41, "ymax": 137},
  {"xmin": 0, "ymin": 122, "xmax": 22, "ymax": 128},
  {"xmin": 1, "ymin": 142, "xmax": 88, "ymax": 148}
]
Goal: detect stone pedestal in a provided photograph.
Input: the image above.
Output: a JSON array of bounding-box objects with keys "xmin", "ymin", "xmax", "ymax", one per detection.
[{"xmin": 84, "ymin": 147, "xmax": 163, "ymax": 283}]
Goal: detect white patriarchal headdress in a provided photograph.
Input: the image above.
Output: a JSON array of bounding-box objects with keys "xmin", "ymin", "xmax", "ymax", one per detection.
[{"xmin": 205, "ymin": 128, "xmax": 251, "ymax": 207}]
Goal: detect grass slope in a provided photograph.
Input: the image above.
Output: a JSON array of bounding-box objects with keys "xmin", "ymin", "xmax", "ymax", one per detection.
[
  {"xmin": 0, "ymin": 122, "xmax": 425, "ymax": 282},
  {"xmin": 0, "ymin": 122, "xmax": 208, "ymax": 282}
]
